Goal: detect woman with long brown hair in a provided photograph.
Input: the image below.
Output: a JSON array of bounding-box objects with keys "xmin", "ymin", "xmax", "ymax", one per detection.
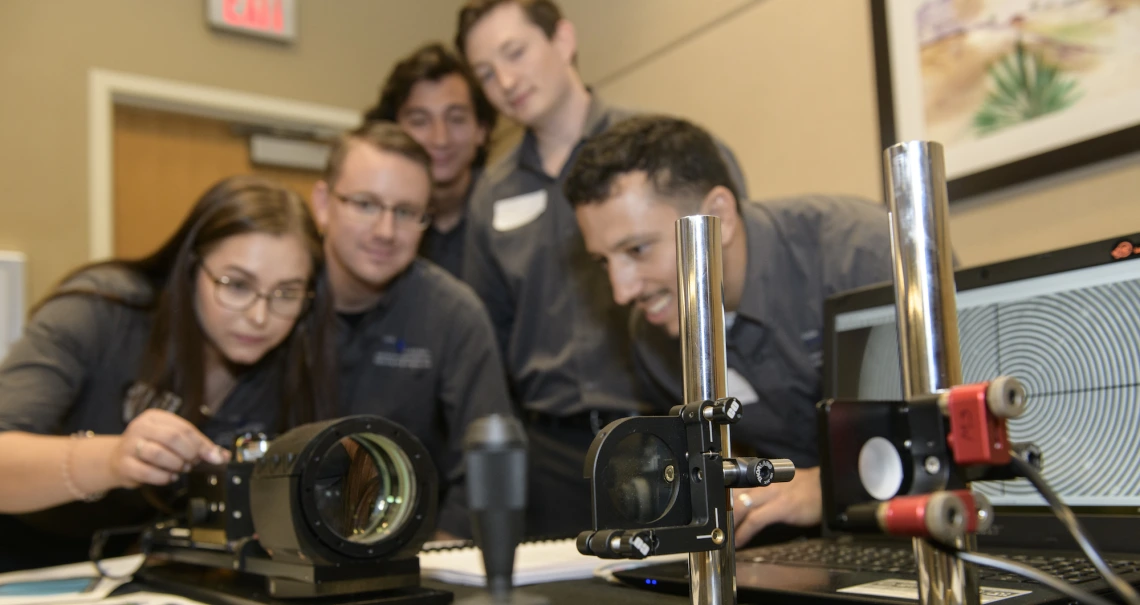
[{"xmin": 0, "ymin": 175, "xmax": 336, "ymax": 571}]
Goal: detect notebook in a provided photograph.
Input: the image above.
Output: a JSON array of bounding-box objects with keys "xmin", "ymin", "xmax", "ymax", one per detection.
[{"xmin": 419, "ymin": 539, "xmax": 687, "ymax": 586}]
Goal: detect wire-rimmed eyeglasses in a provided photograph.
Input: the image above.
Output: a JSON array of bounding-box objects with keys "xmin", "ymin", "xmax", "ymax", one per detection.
[
  {"xmin": 199, "ymin": 263, "xmax": 313, "ymax": 319},
  {"xmin": 332, "ymin": 191, "xmax": 432, "ymax": 230}
]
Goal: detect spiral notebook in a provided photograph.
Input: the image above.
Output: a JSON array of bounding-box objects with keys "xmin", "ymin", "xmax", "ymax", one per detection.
[{"xmin": 419, "ymin": 539, "xmax": 687, "ymax": 587}]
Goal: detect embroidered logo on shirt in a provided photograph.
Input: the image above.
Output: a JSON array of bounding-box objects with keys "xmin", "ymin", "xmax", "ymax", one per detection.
[
  {"xmin": 801, "ymin": 329, "xmax": 823, "ymax": 368},
  {"xmin": 492, "ymin": 190, "xmax": 547, "ymax": 231},
  {"xmin": 372, "ymin": 335, "xmax": 433, "ymax": 370}
]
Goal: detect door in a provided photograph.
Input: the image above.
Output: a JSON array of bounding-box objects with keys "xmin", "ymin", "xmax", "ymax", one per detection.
[{"xmin": 113, "ymin": 105, "xmax": 324, "ymax": 259}]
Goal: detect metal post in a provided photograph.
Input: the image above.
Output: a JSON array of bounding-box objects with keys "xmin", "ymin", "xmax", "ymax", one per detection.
[
  {"xmin": 884, "ymin": 141, "xmax": 979, "ymax": 605},
  {"xmin": 676, "ymin": 215, "xmax": 735, "ymax": 605}
]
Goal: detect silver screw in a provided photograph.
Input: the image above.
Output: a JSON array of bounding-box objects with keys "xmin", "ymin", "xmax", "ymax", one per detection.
[
  {"xmin": 664, "ymin": 465, "xmax": 675, "ymax": 483},
  {"xmin": 232, "ymin": 475, "xmax": 242, "ymax": 485},
  {"xmin": 924, "ymin": 456, "xmax": 942, "ymax": 475},
  {"xmin": 233, "ymin": 510, "xmax": 243, "ymax": 519}
]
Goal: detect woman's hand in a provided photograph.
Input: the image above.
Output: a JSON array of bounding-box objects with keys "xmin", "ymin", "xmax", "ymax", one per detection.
[{"xmin": 109, "ymin": 409, "xmax": 230, "ymax": 488}]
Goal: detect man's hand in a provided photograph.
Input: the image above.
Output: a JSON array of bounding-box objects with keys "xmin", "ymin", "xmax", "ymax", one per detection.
[{"xmin": 732, "ymin": 466, "xmax": 822, "ymax": 546}]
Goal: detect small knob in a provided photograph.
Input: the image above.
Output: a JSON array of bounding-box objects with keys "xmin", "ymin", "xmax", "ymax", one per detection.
[
  {"xmin": 986, "ymin": 376, "xmax": 1027, "ymax": 419},
  {"xmin": 723, "ymin": 457, "xmax": 796, "ymax": 487},
  {"xmin": 702, "ymin": 397, "xmax": 743, "ymax": 424}
]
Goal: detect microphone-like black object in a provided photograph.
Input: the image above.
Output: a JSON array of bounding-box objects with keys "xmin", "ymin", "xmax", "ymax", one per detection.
[{"xmin": 464, "ymin": 414, "xmax": 529, "ymax": 602}]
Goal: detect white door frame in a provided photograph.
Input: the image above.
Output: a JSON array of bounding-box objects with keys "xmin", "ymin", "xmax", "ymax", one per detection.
[{"xmin": 87, "ymin": 68, "xmax": 361, "ymax": 260}]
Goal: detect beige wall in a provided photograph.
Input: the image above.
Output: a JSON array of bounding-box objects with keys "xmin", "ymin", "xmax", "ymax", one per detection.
[
  {"xmin": 2, "ymin": 0, "xmax": 1138, "ymax": 303},
  {"xmin": 0, "ymin": 0, "xmax": 461, "ymax": 302},
  {"xmin": 566, "ymin": 0, "xmax": 1140, "ymax": 268}
]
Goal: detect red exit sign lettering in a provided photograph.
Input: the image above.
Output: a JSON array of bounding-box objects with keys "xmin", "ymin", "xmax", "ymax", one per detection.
[{"xmin": 207, "ymin": 0, "xmax": 297, "ymax": 42}]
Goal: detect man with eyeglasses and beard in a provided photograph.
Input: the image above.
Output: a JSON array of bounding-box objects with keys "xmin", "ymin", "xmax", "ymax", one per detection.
[{"xmin": 311, "ymin": 121, "xmax": 514, "ymax": 540}]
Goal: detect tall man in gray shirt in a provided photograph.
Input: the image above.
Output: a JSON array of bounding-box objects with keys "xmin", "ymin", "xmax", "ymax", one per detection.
[
  {"xmin": 566, "ymin": 115, "xmax": 895, "ymax": 546},
  {"xmin": 455, "ymin": 0, "xmax": 748, "ymax": 536},
  {"xmin": 312, "ymin": 121, "xmax": 514, "ymax": 539}
]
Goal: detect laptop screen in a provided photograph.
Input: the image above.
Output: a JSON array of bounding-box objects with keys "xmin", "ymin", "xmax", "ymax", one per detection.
[{"xmin": 823, "ymin": 234, "xmax": 1140, "ymax": 519}]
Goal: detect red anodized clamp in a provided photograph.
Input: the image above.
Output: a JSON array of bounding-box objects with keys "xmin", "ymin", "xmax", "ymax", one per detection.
[{"xmin": 943, "ymin": 377, "xmax": 1026, "ymax": 466}]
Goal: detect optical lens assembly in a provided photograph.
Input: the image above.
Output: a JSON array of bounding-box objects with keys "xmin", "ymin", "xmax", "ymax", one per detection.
[
  {"xmin": 601, "ymin": 433, "xmax": 679, "ymax": 524},
  {"xmin": 314, "ymin": 434, "xmax": 418, "ymax": 545},
  {"xmin": 249, "ymin": 415, "xmax": 438, "ymax": 566}
]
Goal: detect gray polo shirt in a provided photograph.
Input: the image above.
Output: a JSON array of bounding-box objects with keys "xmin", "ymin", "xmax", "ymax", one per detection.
[
  {"xmin": 418, "ymin": 216, "xmax": 467, "ymax": 279},
  {"xmin": 462, "ymin": 95, "xmax": 749, "ymax": 416},
  {"xmin": 0, "ymin": 266, "xmax": 281, "ymax": 567},
  {"xmin": 334, "ymin": 258, "xmax": 514, "ymax": 537},
  {"xmin": 418, "ymin": 168, "xmax": 482, "ymax": 279},
  {"xmin": 631, "ymin": 195, "xmax": 895, "ymax": 468}
]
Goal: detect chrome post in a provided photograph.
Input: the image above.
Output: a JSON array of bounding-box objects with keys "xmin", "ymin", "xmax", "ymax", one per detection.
[
  {"xmin": 884, "ymin": 140, "xmax": 979, "ymax": 605},
  {"xmin": 676, "ymin": 215, "xmax": 735, "ymax": 605}
]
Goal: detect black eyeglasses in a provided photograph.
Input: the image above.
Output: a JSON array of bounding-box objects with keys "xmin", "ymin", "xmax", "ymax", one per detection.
[
  {"xmin": 199, "ymin": 263, "xmax": 313, "ymax": 319},
  {"xmin": 332, "ymin": 192, "xmax": 432, "ymax": 230}
]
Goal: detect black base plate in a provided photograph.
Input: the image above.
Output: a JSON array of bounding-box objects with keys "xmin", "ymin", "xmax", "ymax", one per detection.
[{"xmin": 136, "ymin": 563, "xmax": 453, "ymax": 605}]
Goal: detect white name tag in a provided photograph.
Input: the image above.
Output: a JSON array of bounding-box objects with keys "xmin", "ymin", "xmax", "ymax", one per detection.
[
  {"xmin": 493, "ymin": 190, "xmax": 547, "ymax": 231},
  {"xmin": 725, "ymin": 368, "xmax": 759, "ymax": 405}
]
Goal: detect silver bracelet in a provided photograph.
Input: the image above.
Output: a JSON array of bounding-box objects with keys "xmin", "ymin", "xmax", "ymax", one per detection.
[{"xmin": 63, "ymin": 430, "xmax": 106, "ymax": 503}]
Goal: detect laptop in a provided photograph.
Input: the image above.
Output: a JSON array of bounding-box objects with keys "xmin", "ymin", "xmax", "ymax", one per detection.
[{"xmin": 613, "ymin": 233, "xmax": 1140, "ymax": 604}]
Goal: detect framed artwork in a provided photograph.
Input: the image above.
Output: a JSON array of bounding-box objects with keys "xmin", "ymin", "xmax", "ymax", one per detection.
[{"xmin": 870, "ymin": 0, "xmax": 1140, "ymax": 200}]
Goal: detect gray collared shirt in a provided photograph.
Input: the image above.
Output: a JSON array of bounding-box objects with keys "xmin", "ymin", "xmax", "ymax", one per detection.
[
  {"xmin": 462, "ymin": 95, "xmax": 749, "ymax": 416},
  {"xmin": 334, "ymin": 259, "xmax": 514, "ymax": 537},
  {"xmin": 632, "ymin": 195, "xmax": 895, "ymax": 467},
  {"xmin": 418, "ymin": 168, "xmax": 482, "ymax": 279},
  {"xmin": 418, "ymin": 216, "xmax": 466, "ymax": 279}
]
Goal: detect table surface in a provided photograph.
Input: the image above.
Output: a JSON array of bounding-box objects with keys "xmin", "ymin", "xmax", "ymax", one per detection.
[
  {"xmin": 426, "ymin": 578, "xmax": 691, "ymax": 605},
  {"xmin": 123, "ymin": 570, "xmax": 695, "ymax": 605}
]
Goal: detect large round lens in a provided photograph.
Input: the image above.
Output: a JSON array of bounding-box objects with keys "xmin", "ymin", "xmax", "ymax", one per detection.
[
  {"xmin": 600, "ymin": 433, "xmax": 679, "ymax": 524},
  {"xmin": 311, "ymin": 433, "xmax": 417, "ymax": 544}
]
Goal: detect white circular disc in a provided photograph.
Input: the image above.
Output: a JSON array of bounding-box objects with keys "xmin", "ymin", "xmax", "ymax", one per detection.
[{"xmin": 859, "ymin": 436, "xmax": 904, "ymax": 501}]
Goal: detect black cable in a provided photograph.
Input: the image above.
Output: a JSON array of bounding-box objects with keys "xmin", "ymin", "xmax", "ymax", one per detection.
[
  {"xmin": 934, "ymin": 545, "xmax": 1118, "ymax": 605},
  {"xmin": 89, "ymin": 523, "xmax": 153, "ymax": 580},
  {"xmin": 1011, "ymin": 454, "xmax": 1140, "ymax": 605}
]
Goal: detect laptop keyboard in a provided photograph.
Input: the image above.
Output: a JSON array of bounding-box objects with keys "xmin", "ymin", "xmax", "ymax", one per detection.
[{"xmin": 742, "ymin": 541, "xmax": 1140, "ymax": 585}]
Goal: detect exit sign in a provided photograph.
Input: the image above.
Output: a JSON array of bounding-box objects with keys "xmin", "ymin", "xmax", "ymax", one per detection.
[{"xmin": 207, "ymin": 0, "xmax": 297, "ymax": 42}]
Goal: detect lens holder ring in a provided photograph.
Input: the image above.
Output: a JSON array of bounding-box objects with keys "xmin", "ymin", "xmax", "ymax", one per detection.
[
  {"xmin": 585, "ymin": 416, "xmax": 693, "ymax": 531},
  {"xmin": 251, "ymin": 415, "xmax": 438, "ymax": 563}
]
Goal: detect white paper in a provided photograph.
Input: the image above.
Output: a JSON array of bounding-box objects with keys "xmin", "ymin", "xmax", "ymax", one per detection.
[
  {"xmin": 98, "ymin": 592, "xmax": 211, "ymax": 605},
  {"xmin": 0, "ymin": 555, "xmax": 143, "ymax": 605},
  {"xmin": 838, "ymin": 579, "xmax": 1031, "ymax": 603},
  {"xmin": 421, "ymin": 539, "xmax": 602, "ymax": 586}
]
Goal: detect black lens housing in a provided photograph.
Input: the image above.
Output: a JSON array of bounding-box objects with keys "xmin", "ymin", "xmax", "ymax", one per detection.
[{"xmin": 249, "ymin": 415, "xmax": 438, "ymax": 565}]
